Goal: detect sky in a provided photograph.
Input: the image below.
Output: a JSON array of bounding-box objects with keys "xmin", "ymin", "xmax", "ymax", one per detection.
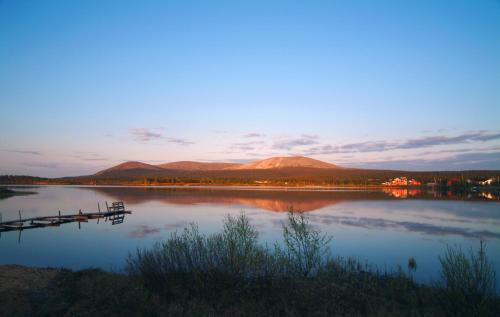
[{"xmin": 1, "ymin": 0, "xmax": 499, "ymax": 177}]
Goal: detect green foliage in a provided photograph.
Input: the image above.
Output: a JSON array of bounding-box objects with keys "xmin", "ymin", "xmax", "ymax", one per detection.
[
  {"xmin": 277, "ymin": 210, "xmax": 332, "ymax": 277},
  {"xmin": 438, "ymin": 241, "xmax": 497, "ymax": 315},
  {"xmin": 126, "ymin": 213, "xmax": 275, "ymax": 297}
]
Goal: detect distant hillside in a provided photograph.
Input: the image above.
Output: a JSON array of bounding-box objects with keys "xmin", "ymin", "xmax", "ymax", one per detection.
[
  {"xmin": 155, "ymin": 157, "xmax": 338, "ymax": 171},
  {"xmin": 94, "ymin": 156, "xmax": 340, "ymax": 177},
  {"xmin": 95, "ymin": 161, "xmax": 163, "ymax": 176},
  {"xmin": 157, "ymin": 161, "xmax": 241, "ymax": 171},
  {"xmin": 231, "ymin": 156, "xmax": 339, "ymax": 170},
  {"xmin": 2, "ymin": 155, "xmax": 499, "ymax": 186}
]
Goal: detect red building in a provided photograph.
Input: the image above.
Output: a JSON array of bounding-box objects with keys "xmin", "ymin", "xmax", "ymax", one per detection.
[{"xmin": 382, "ymin": 177, "xmax": 422, "ymax": 186}]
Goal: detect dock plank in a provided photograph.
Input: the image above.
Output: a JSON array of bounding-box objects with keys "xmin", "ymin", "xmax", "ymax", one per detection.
[{"xmin": 0, "ymin": 201, "xmax": 131, "ymax": 233}]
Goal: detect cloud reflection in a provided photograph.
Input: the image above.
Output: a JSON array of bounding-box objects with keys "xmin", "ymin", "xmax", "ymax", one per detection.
[
  {"xmin": 308, "ymin": 214, "xmax": 500, "ymax": 240},
  {"xmin": 129, "ymin": 224, "xmax": 161, "ymax": 238}
]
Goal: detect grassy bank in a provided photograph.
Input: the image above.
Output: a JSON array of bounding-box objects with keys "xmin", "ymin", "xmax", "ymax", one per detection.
[{"xmin": 1, "ymin": 212, "xmax": 498, "ymax": 316}]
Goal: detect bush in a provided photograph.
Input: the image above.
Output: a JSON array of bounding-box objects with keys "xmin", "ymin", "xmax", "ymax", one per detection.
[
  {"xmin": 125, "ymin": 211, "xmax": 498, "ymax": 316},
  {"xmin": 438, "ymin": 240, "xmax": 497, "ymax": 315},
  {"xmin": 276, "ymin": 211, "xmax": 332, "ymax": 277},
  {"xmin": 126, "ymin": 213, "xmax": 274, "ymax": 296}
]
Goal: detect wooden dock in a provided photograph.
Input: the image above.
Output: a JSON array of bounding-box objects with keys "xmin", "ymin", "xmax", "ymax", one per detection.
[{"xmin": 0, "ymin": 201, "xmax": 131, "ymax": 233}]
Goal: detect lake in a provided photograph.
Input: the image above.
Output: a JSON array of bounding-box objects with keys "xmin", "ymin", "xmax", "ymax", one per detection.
[{"xmin": 1, "ymin": 185, "xmax": 499, "ymax": 285}]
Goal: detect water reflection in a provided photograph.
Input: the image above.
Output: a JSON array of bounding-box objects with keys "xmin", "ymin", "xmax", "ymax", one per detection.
[
  {"xmin": 306, "ymin": 214, "xmax": 500, "ymax": 240},
  {"xmin": 383, "ymin": 188, "xmax": 421, "ymax": 198},
  {"xmin": 0, "ymin": 186, "xmax": 499, "ymax": 285},
  {"xmin": 86, "ymin": 187, "xmax": 396, "ymax": 212},
  {"xmin": 80, "ymin": 187, "xmax": 500, "ymax": 241},
  {"xmin": 85, "ymin": 186, "xmax": 500, "ymax": 212}
]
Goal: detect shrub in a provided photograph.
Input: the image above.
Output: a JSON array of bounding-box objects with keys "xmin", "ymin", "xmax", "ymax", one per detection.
[
  {"xmin": 124, "ymin": 211, "xmax": 498, "ymax": 316},
  {"xmin": 126, "ymin": 213, "xmax": 274, "ymax": 295},
  {"xmin": 277, "ymin": 211, "xmax": 333, "ymax": 277},
  {"xmin": 439, "ymin": 240, "xmax": 497, "ymax": 315}
]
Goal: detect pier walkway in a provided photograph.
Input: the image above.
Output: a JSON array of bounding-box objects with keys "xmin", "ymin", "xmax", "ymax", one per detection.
[{"xmin": 0, "ymin": 201, "xmax": 131, "ymax": 233}]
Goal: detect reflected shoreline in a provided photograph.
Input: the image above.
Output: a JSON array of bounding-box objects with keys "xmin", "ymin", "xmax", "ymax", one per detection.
[{"xmin": 78, "ymin": 186, "xmax": 499, "ymax": 212}]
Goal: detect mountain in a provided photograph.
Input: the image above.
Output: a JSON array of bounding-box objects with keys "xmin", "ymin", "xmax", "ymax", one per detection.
[
  {"xmin": 8, "ymin": 155, "xmax": 499, "ymax": 186},
  {"xmin": 95, "ymin": 161, "xmax": 163, "ymax": 176},
  {"xmin": 93, "ymin": 156, "xmax": 340, "ymax": 177},
  {"xmin": 157, "ymin": 161, "xmax": 241, "ymax": 171},
  {"xmin": 231, "ymin": 156, "xmax": 339, "ymax": 170}
]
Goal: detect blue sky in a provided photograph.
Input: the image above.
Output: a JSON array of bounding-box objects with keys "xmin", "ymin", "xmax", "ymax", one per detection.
[{"xmin": 1, "ymin": 0, "xmax": 499, "ymax": 177}]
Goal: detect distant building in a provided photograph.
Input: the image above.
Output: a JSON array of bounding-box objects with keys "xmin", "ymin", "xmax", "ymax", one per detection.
[
  {"xmin": 408, "ymin": 179, "xmax": 422, "ymax": 186},
  {"xmin": 382, "ymin": 177, "xmax": 421, "ymax": 186},
  {"xmin": 480, "ymin": 178, "xmax": 496, "ymax": 186},
  {"xmin": 447, "ymin": 178, "xmax": 459, "ymax": 187}
]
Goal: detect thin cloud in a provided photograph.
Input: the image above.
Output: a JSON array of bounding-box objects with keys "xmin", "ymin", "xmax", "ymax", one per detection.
[
  {"xmin": 211, "ymin": 129, "xmax": 229, "ymax": 134},
  {"xmin": 304, "ymin": 131, "xmax": 500, "ymax": 155},
  {"xmin": 351, "ymin": 151, "xmax": 500, "ymax": 170},
  {"xmin": 130, "ymin": 128, "xmax": 163, "ymax": 142},
  {"xmin": 166, "ymin": 137, "xmax": 195, "ymax": 146},
  {"xmin": 417, "ymin": 146, "xmax": 500, "ymax": 157},
  {"xmin": 2, "ymin": 149, "xmax": 42, "ymax": 156},
  {"xmin": 22, "ymin": 162, "xmax": 59, "ymax": 169},
  {"xmin": 71, "ymin": 152, "xmax": 108, "ymax": 161},
  {"xmin": 273, "ymin": 134, "xmax": 320, "ymax": 150},
  {"xmin": 301, "ymin": 134, "xmax": 319, "ymax": 140},
  {"xmin": 244, "ymin": 132, "xmax": 265, "ymax": 138},
  {"xmin": 230, "ymin": 141, "xmax": 265, "ymax": 151},
  {"xmin": 399, "ymin": 131, "xmax": 500, "ymax": 149},
  {"xmin": 130, "ymin": 128, "xmax": 194, "ymax": 145}
]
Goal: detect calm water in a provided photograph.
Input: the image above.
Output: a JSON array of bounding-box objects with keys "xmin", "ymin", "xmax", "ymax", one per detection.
[{"xmin": 1, "ymin": 185, "xmax": 499, "ymax": 285}]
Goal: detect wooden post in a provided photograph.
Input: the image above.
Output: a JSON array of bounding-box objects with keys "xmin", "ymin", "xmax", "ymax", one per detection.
[
  {"xmin": 18, "ymin": 210, "xmax": 22, "ymax": 222},
  {"xmin": 97, "ymin": 203, "xmax": 101, "ymax": 224},
  {"xmin": 105, "ymin": 201, "xmax": 109, "ymax": 222}
]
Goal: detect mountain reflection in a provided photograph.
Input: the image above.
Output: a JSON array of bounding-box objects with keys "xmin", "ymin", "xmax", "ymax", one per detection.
[
  {"xmin": 85, "ymin": 187, "xmax": 499, "ymax": 212},
  {"xmin": 85, "ymin": 187, "xmax": 390, "ymax": 212}
]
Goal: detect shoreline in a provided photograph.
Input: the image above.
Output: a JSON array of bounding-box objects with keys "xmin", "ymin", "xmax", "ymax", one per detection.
[
  {"xmin": 1, "ymin": 183, "xmax": 498, "ymax": 193},
  {"xmin": 1, "ymin": 183, "xmax": 392, "ymax": 190}
]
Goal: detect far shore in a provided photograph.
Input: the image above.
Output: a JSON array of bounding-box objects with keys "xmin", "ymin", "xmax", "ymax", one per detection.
[
  {"xmin": 0, "ymin": 183, "xmax": 460, "ymax": 190},
  {"xmin": 2, "ymin": 183, "xmax": 499, "ymax": 192}
]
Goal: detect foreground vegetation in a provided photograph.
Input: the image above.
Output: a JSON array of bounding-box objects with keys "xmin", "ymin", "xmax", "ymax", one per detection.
[{"xmin": 1, "ymin": 212, "xmax": 498, "ymax": 316}]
